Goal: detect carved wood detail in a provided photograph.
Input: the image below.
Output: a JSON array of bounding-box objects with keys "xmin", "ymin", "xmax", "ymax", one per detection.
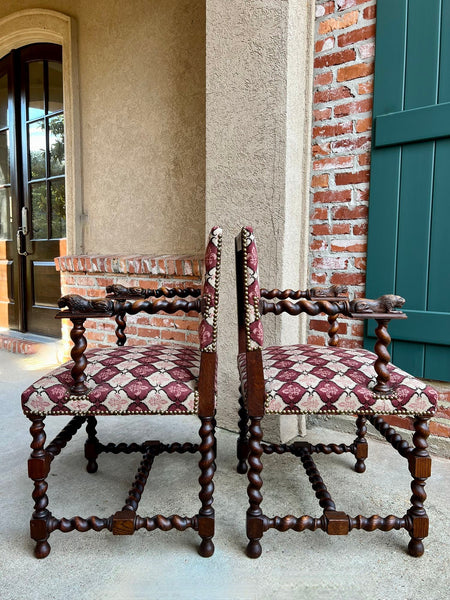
[
  {"xmin": 407, "ymin": 417, "xmax": 431, "ymax": 557},
  {"xmin": 85, "ymin": 417, "xmax": 99, "ymax": 473},
  {"xmin": 198, "ymin": 416, "xmax": 215, "ymax": 557},
  {"xmin": 373, "ymin": 319, "xmax": 393, "ymax": 393},
  {"xmin": 28, "ymin": 417, "xmax": 51, "ymax": 558},
  {"xmin": 57, "ymin": 295, "xmax": 202, "ymax": 318},
  {"xmin": 297, "ymin": 449, "xmax": 336, "ymax": 511},
  {"xmin": 122, "ymin": 451, "xmax": 157, "ymax": 512},
  {"xmin": 366, "ymin": 415, "xmax": 412, "ymax": 458},
  {"xmin": 354, "ymin": 415, "xmax": 368, "ymax": 473},
  {"xmin": 58, "ymin": 294, "xmax": 115, "ymax": 313},
  {"xmin": 115, "ymin": 311, "xmax": 127, "ymax": 346},
  {"xmin": 106, "ymin": 284, "xmax": 201, "ymax": 299},
  {"xmin": 241, "ymin": 422, "xmax": 432, "ymax": 556},
  {"xmin": 350, "ymin": 294, "xmax": 405, "ymax": 314},
  {"xmin": 45, "ymin": 416, "xmax": 86, "ymax": 460},
  {"xmin": 246, "ymin": 417, "xmax": 264, "ymax": 558},
  {"xmin": 235, "ymin": 227, "xmax": 435, "ymax": 559},
  {"xmin": 327, "ymin": 314, "xmax": 339, "ymax": 347},
  {"xmin": 260, "ymin": 285, "xmax": 348, "ymax": 300},
  {"xmin": 69, "ymin": 318, "xmax": 88, "ymax": 395}
]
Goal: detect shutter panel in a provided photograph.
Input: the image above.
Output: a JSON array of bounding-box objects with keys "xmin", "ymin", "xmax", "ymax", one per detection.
[{"xmin": 365, "ymin": 0, "xmax": 450, "ymax": 381}]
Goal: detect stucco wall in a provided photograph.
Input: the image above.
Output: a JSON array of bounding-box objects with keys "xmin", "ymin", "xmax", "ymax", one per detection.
[
  {"xmin": 0, "ymin": 0, "xmax": 206, "ymax": 255},
  {"xmin": 206, "ymin": 0, "xmax": 315, "ymax": 438}
]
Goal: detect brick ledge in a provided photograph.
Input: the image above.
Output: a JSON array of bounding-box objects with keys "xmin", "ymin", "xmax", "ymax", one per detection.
[{"xmin": 55, "ymin": 255, "xmax": 203, "ymax": 277}]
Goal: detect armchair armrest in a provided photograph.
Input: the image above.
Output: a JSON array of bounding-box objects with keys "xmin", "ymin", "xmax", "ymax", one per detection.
[
  {"xmin": 56, "ymin": 293, "xmax": 202, "ymax": 318},
  {"xmin": 105, "ymin": 284, "xmax": 201, "ymax": 299}
]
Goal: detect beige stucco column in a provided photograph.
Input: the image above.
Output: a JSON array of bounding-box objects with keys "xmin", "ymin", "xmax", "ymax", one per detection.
[{"xmin": 206, "ymin": 0, "xmax": 315, "ymax": 440}]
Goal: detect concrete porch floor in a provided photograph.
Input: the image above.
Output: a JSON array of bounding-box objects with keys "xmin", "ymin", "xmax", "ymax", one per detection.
[{"xmin": 1, "ymin": 349, "xmax": 449, "ymax": 600}]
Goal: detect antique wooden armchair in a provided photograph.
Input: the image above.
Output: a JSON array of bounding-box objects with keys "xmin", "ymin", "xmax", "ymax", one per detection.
[
  {"xmin": 21, "ymin": 227, "xmax": 222, "ymax": 558},
  {"xmin": 235, "ymin": 226, "xmax": 437, "ymax": 558}
]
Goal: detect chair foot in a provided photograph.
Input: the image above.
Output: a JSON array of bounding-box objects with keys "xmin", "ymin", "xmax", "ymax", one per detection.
[
  {"xmin": 198, "ymin": 538, "xmax": 215, "ymax": 557},
  {"xmin": 34, "ymin": 540, "xmax": 51, "ymax": 559},
  {"xmin": 237, "ymin": 459, "xmax": 248, "ymax": 474},
  {"xmin": 86, "ymin": 460, "xmax": 98, "ymax": 474},
  {"xmin": 246, "ymin": 539, "xmax": 262, "ymax": 558},
  {"xmin": 408, "ymin": 538, "xmax": 424, "ymax": 557},
  {"xmin": 354, "ymin": 460, "xmax": 366, "ymax": 474}
]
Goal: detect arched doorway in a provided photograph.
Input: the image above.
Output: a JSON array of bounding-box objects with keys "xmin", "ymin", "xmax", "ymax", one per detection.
[{"xmin": 0, "ymin": 43, "xmax": 65, "ymax": 337}]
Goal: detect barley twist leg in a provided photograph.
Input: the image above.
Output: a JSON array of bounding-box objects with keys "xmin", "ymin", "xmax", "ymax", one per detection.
[
  {"xmin": 246, "ymin": 416, "xmax": 264, "ymax": 558},
  {"xmin": 354, "ymin": 414, "xmax": 368, "ymax": 473},
  {"xmin": 237, "ymin": 387, "xmax": 249, "ymax": 474},
  {"xmin": 198, "ymin": 416, "xmax": 215, "ymax": 557},
  {"xmin": 85, "ymin": 416, "xmax": 99, "ymax": 473},
  {"xmin": 28, "ymin": 417, "xmax": 51, "ymax": 558},
  {"xmin": 407, "ymin": 417, "xmax": 431, "ymax": 557}
]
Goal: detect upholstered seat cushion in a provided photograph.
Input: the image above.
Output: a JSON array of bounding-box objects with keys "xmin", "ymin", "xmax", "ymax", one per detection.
[
  {"xmin": 238, "ymin": 344, "xmax": 437, "ymax": 415},
  {"xmin": 22, "ymin": 344, "xmax": 201, "ymax": 416}
]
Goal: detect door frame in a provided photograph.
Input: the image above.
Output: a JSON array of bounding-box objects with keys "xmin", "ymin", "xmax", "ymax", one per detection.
[{"xmin": 0, "ymin": 8, "xmax": 82, "ymax": 256}]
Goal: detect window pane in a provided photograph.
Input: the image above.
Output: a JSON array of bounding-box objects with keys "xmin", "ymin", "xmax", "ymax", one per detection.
[
  {"xmin": 28, "ymin": 120, "xmax": 46, "ymax": 180},
  {"xmin": 0, "ymin": 130, "xmax": 9, "ymax": 185},
  {"xmin": 48, "ymin": 61, "xmax": 63, "ymax": 114},
  {"xmin": 0, "ymin": 73, "xmax": 8, "ymax": 129},
  {"xmin": 0, "ymin": 187, "xmax": 10, "ymax": 240},
  {"xmin": 49, "ymin": 115, "xmax": 64, "ymax": 176},
  {"xmin": 27, "ymin": 61, "xmax": 44, "ymax": 120},
  {"xmin": 50, "ymin": 178, "xmax": 65, "ymax": 238},
  {"xmin": 31, "ymin": 182, "xmax": 47, "ymax": 239}
]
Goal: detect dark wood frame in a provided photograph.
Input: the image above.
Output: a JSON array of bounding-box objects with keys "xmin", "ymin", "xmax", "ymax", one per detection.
[
  {"xmin": 0, "ymin": 43, "xmax": 64, "ymax": 336},
  {"xmin": 235, "ymin": 230, "xmax": 432, "ymax": 559},
  {"xmin": 26, "ymin": 287, "xmax": 217, "ymax": 558}
]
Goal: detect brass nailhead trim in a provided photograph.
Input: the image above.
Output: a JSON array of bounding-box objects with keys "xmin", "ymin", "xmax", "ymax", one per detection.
[
  {"xmin": 242, "ymin": 228, "xmax": 261, "ymax": 352},
  {"xmin": 211, "ymin": 233, "xmax": 222, "ymax": 352},
  {"xmin": 25, "ymin": 391, "xmax": 200, "ymax": 417}
]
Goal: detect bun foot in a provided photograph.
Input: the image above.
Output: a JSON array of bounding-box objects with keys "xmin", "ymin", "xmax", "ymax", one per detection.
[
  {"xmin": 246, "ymin": 540, "xmax": 262, "ymax": 558},
  {"xmin": 198, "ymin": 538, "xmax": 214, "ymax": 557},
  {"xmin": 237, "ymin": 460, "xmax": 248, "ymax": 474},
  {"xmin": 35, "ymin": 540, "xmax": 51, "ymax": 559},
  {"xmin": 408, "ymin": 538, "xmax": 424, "ymax": 557},
  {"xmin": 86, "ymin": 460, "xmax": 98, "ymax": 473},
  {"xmin": 355, "ymin": 460, "xmax": 366, "ymax": 473}
]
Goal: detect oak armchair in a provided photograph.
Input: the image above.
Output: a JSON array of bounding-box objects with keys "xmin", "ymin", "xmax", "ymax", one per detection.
[
  {"xmin": 21, "ymin": 227, "xmax": 222, "ymax": 558},
  {"xmin": 235, "ymin": 226, "xmax": 437, "ymax": 558}
]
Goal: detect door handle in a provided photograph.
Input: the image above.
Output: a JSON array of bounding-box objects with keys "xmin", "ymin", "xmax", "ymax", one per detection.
[
  {"xmin": 21, "ymin": 206, "xmax": 29, "ymax": 236},
  {"xmin": 16, "ymin": 227, "xmax": 28, "ymax": 256}
]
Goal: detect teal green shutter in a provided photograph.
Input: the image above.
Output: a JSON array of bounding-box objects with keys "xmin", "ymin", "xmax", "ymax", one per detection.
[{"xmin": 365, "ymin": 0, "xmax": 450, "ymax": 381}]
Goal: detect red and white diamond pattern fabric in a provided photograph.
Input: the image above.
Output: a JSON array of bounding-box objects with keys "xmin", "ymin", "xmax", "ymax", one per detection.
[
  {"xmin": 199, "ymin": 226, "xmax": 222, "ymax": 352},
  {"xmin": 22, "ymin": 345, "xmax": 201, "ymax": 416},
  {"xmin": 242, "ymin": 227, "xmax": 264, "ymax": 350},
  {"xmin": 238, "ymin": 344, "xmax": 437, "ymax": 415}
]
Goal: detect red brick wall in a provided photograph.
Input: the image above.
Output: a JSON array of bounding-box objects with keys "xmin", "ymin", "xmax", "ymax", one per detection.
[
  {"xmin": 55, "ymin": 254, "xmax": 202, "ymax": 358},
  {"xmin": 310, "ymin": 0, "xmax": 376, "ymax": 349},
  {"xmin": 310, "ymin": 0, "xmax": 450, "ymax": 439}
]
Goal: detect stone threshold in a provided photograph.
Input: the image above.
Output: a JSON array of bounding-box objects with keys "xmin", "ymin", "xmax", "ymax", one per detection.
[{"xmin": 0, "ymin": 330, "xmax": 60, "ymax": 356}]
